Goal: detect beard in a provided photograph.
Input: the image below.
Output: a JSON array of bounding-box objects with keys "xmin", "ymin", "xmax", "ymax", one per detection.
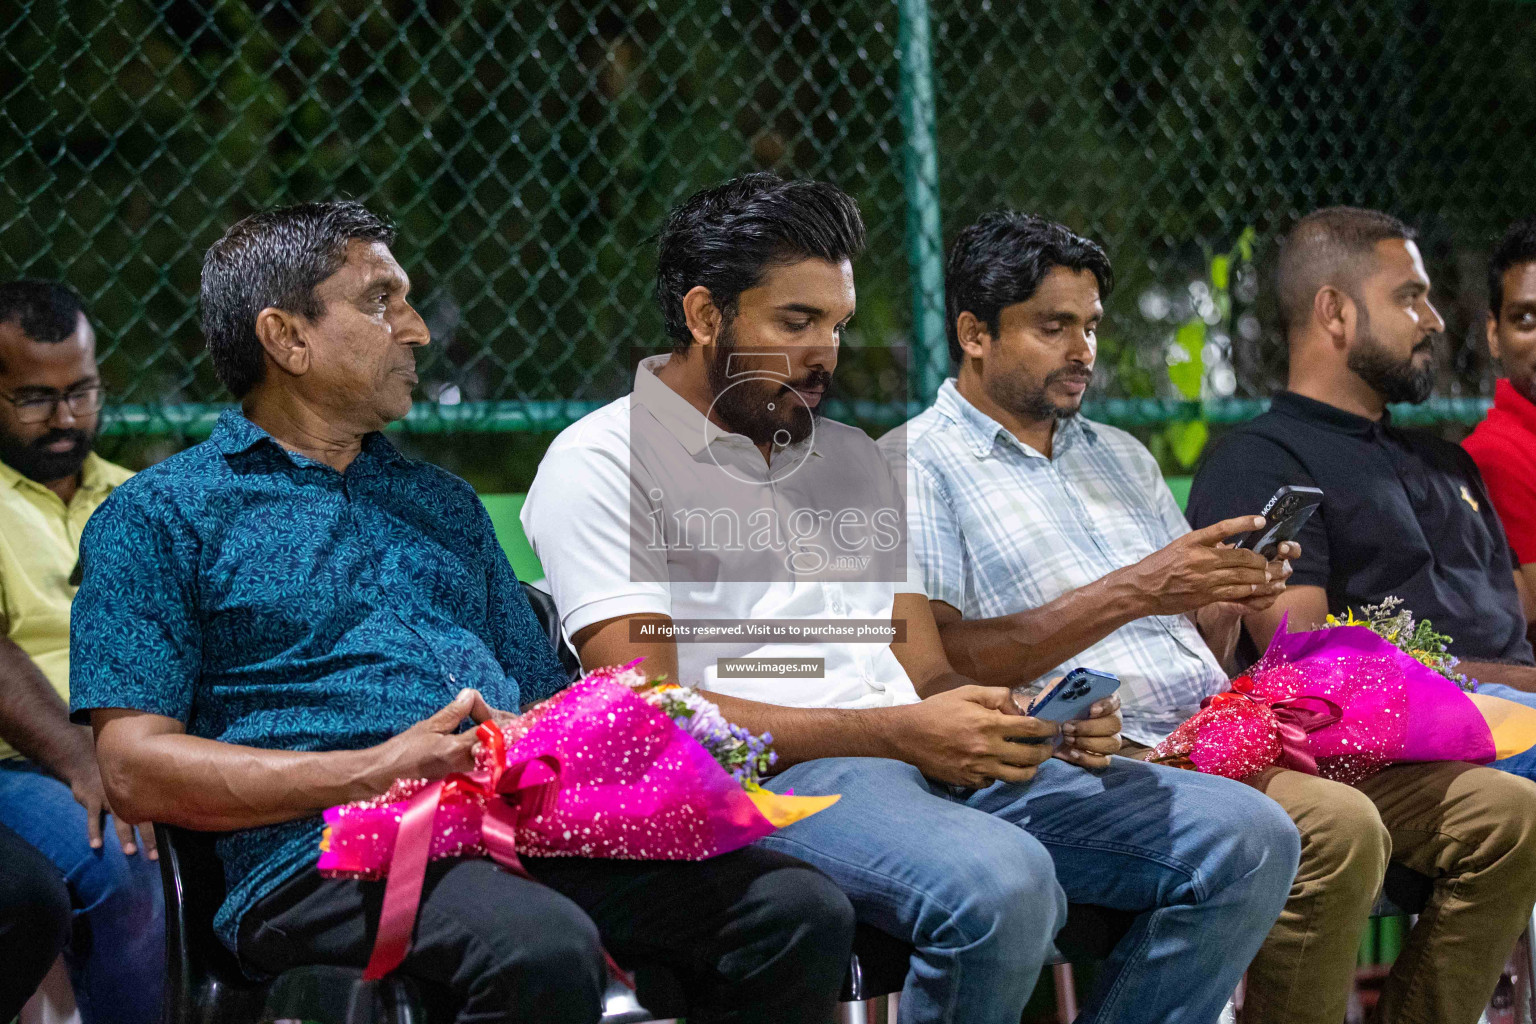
[
  {"xmin": 705, "ymin": 321, "xmax": 830, "ymax": 448},
  {"xmin": 0, "ymin": 424, "xmax": 97, "ymax": 485},
  {"xmin": 986, "ymin": 364, "xmax": 1093, "ymax": 423},
  {"xmin": 1346, "ymin": 307, "xmax": 1436, "ymax": 405}
]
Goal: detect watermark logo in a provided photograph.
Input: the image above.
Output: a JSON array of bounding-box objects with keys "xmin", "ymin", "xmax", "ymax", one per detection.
[
  {"xmin": 627, "ymin": 344, "xmax": 910, "ymax": 584},
  {"xmin": 703, "ymin": 352, "xmax": 819, "ymax": 485}
]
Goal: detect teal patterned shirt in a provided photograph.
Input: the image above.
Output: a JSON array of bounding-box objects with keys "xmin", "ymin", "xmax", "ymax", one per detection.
[{"xmin": 69, "ymin": 410, "xmax": 569, "ymax": 950}]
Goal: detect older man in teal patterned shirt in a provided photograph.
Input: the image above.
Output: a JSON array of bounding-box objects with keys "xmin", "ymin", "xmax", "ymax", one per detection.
[{"xmin": 69, "ymin": 200, "xmax": 853, "ymax": 1024}]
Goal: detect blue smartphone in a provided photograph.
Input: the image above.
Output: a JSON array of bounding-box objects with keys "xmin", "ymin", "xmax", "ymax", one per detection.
[{"xmin": 1026, "ymin": 668, "xmax": 1121, "ymax": 723}]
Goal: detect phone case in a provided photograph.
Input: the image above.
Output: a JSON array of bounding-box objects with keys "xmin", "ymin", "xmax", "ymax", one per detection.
[
  {"xmin": 1241, "ymin": 486, "xmax": 1323, "ymax": 558},
  {"xmin": 1027, "ymin": 669, "xmax": 1121, "ymax": 723}
]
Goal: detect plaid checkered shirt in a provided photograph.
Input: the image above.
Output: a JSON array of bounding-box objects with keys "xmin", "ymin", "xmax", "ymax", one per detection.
[{"xmin": 878, "ymin": 379, "xmax": 1229, "ymax": 746}]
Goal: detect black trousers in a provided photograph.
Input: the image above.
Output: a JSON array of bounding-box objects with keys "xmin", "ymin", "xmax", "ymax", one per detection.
[
  {"xmin": 238, "ymin": 846, "xmax": 855, "ymax": 1024},
  {"xmin": 0, "ymin": 820, "xmax": 71, "ymax": 1020}
]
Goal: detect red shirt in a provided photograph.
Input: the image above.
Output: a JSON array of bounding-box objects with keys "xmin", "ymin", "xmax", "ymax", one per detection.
[{"xmin": 1465, "ymin": 378, "xmax": 1536, "ymax": 565}]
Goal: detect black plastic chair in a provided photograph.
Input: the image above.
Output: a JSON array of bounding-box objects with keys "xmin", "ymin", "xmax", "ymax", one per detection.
[
  {"xmin": 1373, "ymin": 861, "xmax": 1433, "ymax": 918},
  {"xmin": 837, "ymin": 907, "xmax": 1131, "ymax": 1022},
  {"xmin": 520, "ymin": 581, "xmax": 583, "ymax": 682},
  {"xmin": 156, "ymin": 823, "xmax": 425, "ymax": 1024},
  {"xmin": 156, "ymin": 823, "xmax": 689, "ymax": 1024}
]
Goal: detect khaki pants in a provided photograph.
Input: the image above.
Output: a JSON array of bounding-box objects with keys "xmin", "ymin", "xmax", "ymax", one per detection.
[{"xmin": 1123, "ymin": 749, "xmax": 1536, "ymax": 1024}]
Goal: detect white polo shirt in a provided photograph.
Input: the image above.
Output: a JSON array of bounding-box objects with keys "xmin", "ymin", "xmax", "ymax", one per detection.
[{"xmin": 522, "ymin": 354, "xmax": 923, "ymax": 709}]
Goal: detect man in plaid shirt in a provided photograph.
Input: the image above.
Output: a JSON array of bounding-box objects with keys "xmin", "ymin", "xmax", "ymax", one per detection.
[
  {"xmin": 878, "ymin": 213, "xmax": 1294, "ymax": 746},
  {"xmin": 882, "ymin": 209, "xmax": 1536, "ymax": 1024}
]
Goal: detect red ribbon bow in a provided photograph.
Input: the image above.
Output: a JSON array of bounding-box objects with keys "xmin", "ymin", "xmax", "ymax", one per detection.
[
  {"xmin": 363, "ymin": 721, "xmax": 563, "ymax": 980},
  {"xmin": 1202, "ymin": 679, "xmax": 1344, "ymax": 777},
  {"xmin": 1269, "ymin": 695, "xmax": 1344, "ymax": 775}
]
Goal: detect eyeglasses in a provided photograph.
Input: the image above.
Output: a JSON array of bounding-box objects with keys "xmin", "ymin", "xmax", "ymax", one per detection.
[{"xmin": 0, "ymin": 386, "xmax": 106, "ymax": 424}]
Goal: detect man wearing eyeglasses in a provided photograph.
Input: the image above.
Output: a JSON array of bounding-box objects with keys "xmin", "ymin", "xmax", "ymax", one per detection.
[{"xmin": 0, "ymin": 280, "xmax": 163, "ymax": 1024}]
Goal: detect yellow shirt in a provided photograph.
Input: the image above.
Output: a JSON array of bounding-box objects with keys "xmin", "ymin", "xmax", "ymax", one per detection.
[{"xmin": 0, "ymin": 452, "xmax": 133, "ymax": 760}]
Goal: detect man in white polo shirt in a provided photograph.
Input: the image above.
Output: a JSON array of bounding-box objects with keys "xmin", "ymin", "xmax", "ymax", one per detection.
[
  {"xmin": 549, "ymin": 340, "xmax": 921, "ymax": 709},
  {"xmin": 522, "ymin": 173, "xmax": 1299, "ymax": 1024}
]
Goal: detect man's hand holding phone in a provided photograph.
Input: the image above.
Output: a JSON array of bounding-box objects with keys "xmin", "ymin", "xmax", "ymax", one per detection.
[
  {"xmin": 1122, "ymin": 514, "xmax": 1287, "ymax": 617},
  {"xmin": 1215, "ymin": 484, "xmax": 1320, "ymax": 615},
  {"xmin": 1059, "ymin": 694, "xmax": 1122, "ymax": 768},
  {"xmin": 1187, "ymin": 485, "xmax": 1318, "ymax": 669},
  {"xmin": 1212, "ymin": 538, "xmax": 1300, "ymax": 614},
  {"xmin": 1019, "ymin": 671, "xmax": 1123, "ymax": 769},
  {"xmin": 892, "ymin": 686, "xmax": 1059, "ymax": 788}
]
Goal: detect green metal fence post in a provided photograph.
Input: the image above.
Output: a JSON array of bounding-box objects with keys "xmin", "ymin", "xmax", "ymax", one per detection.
[{"xmin": 896, "ymin": 0, "xmax": 946, "ymax": 405}]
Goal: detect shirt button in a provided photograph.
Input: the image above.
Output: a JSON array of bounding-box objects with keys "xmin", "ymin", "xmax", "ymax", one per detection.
[{"xmin": 448, "ymin": 673, "xmax": 458, "ymax": 684}]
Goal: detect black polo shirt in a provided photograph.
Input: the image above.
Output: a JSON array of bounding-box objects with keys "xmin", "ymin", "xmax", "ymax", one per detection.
[{"xmin": 1187, "ymin": 390, "xmax": 1533, "ymax": 667}]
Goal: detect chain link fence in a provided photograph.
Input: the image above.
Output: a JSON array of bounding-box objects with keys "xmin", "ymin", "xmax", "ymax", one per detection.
[{"xmin": 4, "ymin": 0, "xmax": 1535, "ymax": 471}]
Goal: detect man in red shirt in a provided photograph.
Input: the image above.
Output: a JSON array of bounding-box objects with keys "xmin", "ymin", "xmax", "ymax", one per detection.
[{"xmin": 1465, "ymin": 218, "xmax": 1536, "ymax": 619}]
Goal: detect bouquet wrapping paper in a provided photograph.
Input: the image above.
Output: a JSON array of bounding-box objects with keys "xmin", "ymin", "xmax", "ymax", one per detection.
[
  {"xmin": 1154, "ymin": 618, "xmax": 1536, "ymax": 783},
  {"xmin": 318, "ymin": 665, "xmax": 835, "ymax": 979}
]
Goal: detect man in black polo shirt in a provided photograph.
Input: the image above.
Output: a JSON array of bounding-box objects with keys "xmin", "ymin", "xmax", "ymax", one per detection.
[
  {"xmin": 1189, "ymin": 209, "xmax": 1535, "ymax": 681},
  {"xmin": 1187, "ymin": 207, "xmax": 1536, "ymax": 1024}
]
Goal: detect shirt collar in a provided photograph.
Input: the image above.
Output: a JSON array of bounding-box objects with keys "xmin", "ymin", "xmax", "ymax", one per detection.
[
  {"xmin": 632, "ymin": 354, "xmax": 820, "ymax": 460},
  {"xmin": 0, "ymin": 450, "xmax": 119, "ymax": 499},
  {"xmin": 0, "ymin": 455, "xmax": 28, "ymax": 491},
  {"xmin": 1493, "ymin": 378, "xmax": 1536, "ymax": 437},
  {"xmin": 210, "ymin": 408, "xmax": 270, "ymax": 455},
  {"xmin": 210, "ymin": 409, "xmax": 405, "ymax": 468},
  {"xmin": 1269, "ymin": 390, "xmax": 1390, "ymax": 437},
  {"xmin": 76, "ymin": 453, "xmax": 120, "ymax": 497},
  {"xmin": 932, "ymin": 377, "xmax": 1092, "ymax": 460}
]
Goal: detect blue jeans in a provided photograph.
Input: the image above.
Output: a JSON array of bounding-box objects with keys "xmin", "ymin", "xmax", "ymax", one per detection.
[
  {"xmin": 760, "ymin": 755, "xmax": 1299, "ymax": 1024},
  {"xmin": 1477, "ymin": 682, "xmax": 1536, "ymax": 780},
  {"xmin": 0, "ymin": 759, "xmax": 164, "ymax": 1024}
]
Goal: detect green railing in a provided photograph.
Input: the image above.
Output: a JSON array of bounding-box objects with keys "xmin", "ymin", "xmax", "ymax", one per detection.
[{"xmin": 99, "ymin": 396, "xmax": 1498, "ymax": 442}]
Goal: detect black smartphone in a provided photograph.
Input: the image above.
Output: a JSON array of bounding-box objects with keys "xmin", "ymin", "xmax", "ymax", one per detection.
[{"xmin": 1238, "ymin": 485, "xmax": 1323, "ymax": 560}]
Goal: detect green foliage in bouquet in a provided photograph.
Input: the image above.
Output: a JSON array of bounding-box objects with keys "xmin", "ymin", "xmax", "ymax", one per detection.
[{"xmin": 1323, "ymin": 596, "xmax": 1474, "ymax": 691}]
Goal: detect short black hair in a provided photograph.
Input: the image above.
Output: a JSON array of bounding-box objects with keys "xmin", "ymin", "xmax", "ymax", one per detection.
[
  {"xmin": 1276, "ymin": 207, "xmax": 1415, "ymax": 338},
  {"xmin": 944, "ymin": 212, "xmax": 1113, "ymax": 363},
  {"xmin": 1489, "ymin": 217, "xmax": 1536, "ymax": 318},
  {"xmin": 655, "ymin": 173, "xmax": 866, "ymax": 351},
  {"xmin": 201, "ymin": 200, "xmax": 396, "ymax": 398},
  {"xmin": 0, "ymin": 280, "xmax": 85, "ymax": 344}
]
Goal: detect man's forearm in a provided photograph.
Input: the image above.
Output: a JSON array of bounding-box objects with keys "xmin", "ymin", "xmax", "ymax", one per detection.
[
  {"xmin": 95, "ymin": 728, "xmax": 393, "ymax": 831},
  {"xmin": 706, "ymin": 691, "xmax": 908, "ymax": 769},
  {"xmin": 0, "ymin": 638, "xmax": 94, "ymax": 779},
  {"xmin": 937, "ymin": 572, "xmax": 1149, "ymax": 689},
  {"xmin": 1194, "ymin": 605, "xmax": 1243, "ymax": 676},
  {"xmin": 1462, "ymin": 660, "xmax": 1536, "ymax": 693}
]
